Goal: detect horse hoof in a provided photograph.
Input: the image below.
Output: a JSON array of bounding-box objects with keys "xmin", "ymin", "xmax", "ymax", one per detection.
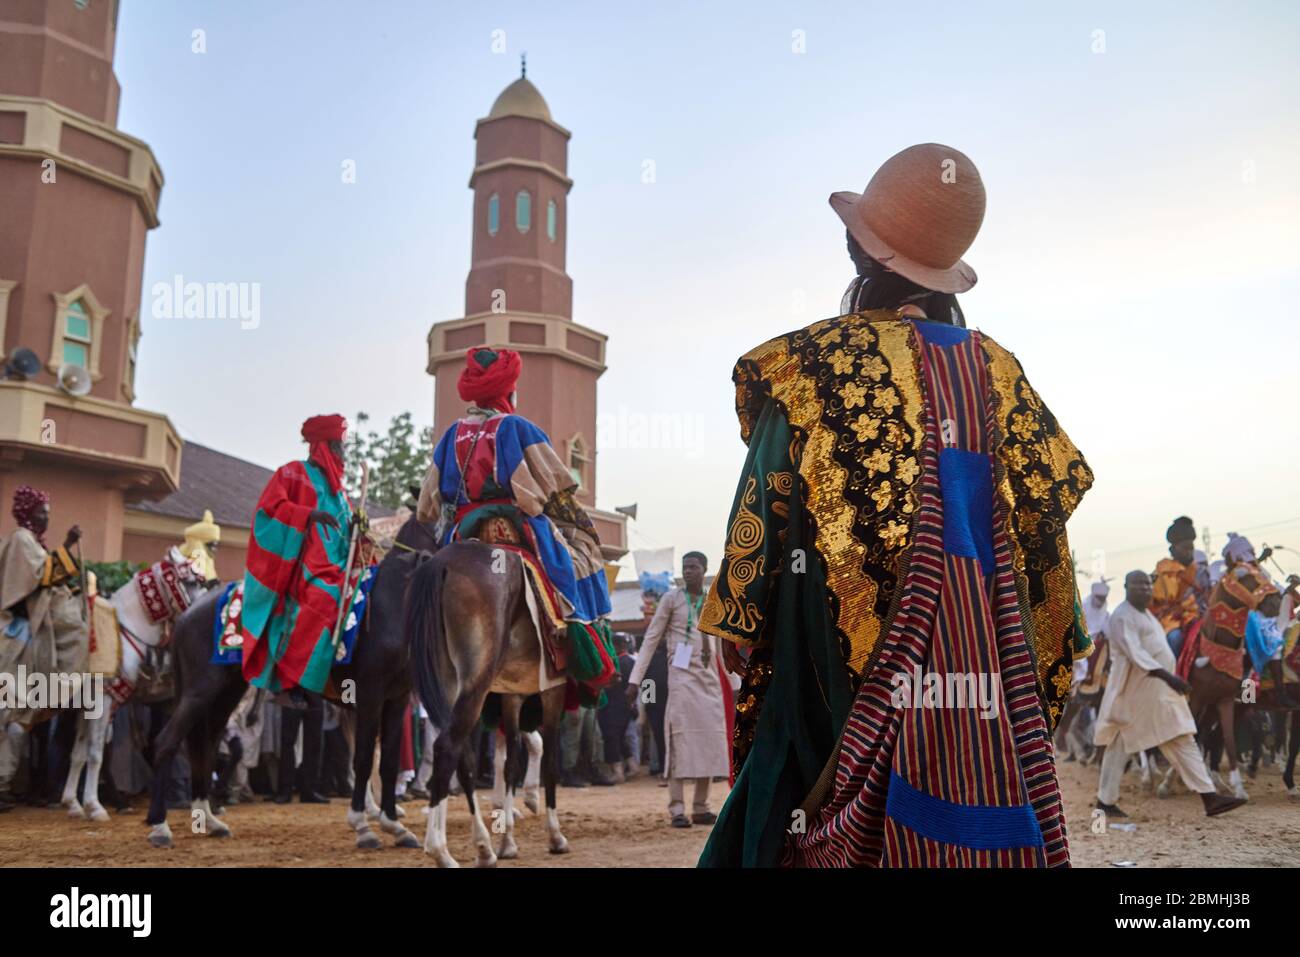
[
  {"xmin": 147, "ymin": 830, "xmax": 173, "ymax": 849},
  {"xmin": 524, "ymin": 795, "xmax": 539, "ymax": 814},
  {"xmin": 1156, "ymin": 784, "xmax": 1170, "ymax": 799},
  {"xmin": 209, "ymin": 823, "xmax": 232, "ymax": 838},
  {"xmin": 395, "ymin": 832, "xmax": 420, "ymax": 849},
  {"xmin": 549, "ymin": 837, "xmax": 570, "ymax": 855},
  {"xmin": 475, "ymin": 850, "xmax": 499, "ymax": 868},
  {"xmin": 356, "ymin": 831, "xmax": 382, "ymax": 850},
  {"xmin": 394, "ymin": 804, "xmax": 407, "ymax": 819},
  {"xmin": 429, "ymin": 850, "xmax": 459, "ymax": 868},
  {"xmin": 1287, "ymin": 788, "xmax": 1299, "ymax": 801},
  {"xmin": 498, "ymin": 838, "xmax": 519, "ymax": 860},
  {"xmin": 88, "ymin": 805, "xmax": 111, "ymax": 823}
]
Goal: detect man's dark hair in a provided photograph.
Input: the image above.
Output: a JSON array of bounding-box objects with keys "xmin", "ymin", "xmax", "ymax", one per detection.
[
  {"xmin": 683, "ymin": 550, "xmax": 708, "ymax": 569},
  {"xmin": 845, "ymin": 231, "xmax": 966, "ymax": 327}
]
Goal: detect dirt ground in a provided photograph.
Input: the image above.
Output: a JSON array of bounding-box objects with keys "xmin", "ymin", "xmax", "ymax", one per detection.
[{"xmin": 2, "ymin": 758, "xmax": 1298, "ymax": 868}]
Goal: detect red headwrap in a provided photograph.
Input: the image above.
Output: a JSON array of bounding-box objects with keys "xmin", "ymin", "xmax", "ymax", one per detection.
[
  {"xmin": 457, "ymin": 348, "xmax": 521, "ymax": 414},
  {"xmin": 301, "ymin": 414, "xmax": 347, "ymax": 493},
  {"xmin": 12, "ymin": 484, "xmax": 50, "ymax": 546}
]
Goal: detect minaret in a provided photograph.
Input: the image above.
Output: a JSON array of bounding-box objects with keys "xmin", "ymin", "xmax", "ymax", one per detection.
[{"xmin": 428, "ymin": 66, "xmax": 625, "ymax": 556}]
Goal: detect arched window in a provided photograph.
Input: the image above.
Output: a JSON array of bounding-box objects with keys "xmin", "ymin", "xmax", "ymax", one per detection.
[
  {"xmin": 567, "ymin": 435, "xmax": 588, "ymax": 489},
  {"xmin": 487, "ymin": 193, "xmax": 500, "ymax": 236},
  {"xmin": 48, "ymin": 284, "xmax": 106, "ymax": 380},
  {"xmin": 62, "ymin": 300, "xmax": 91, "ymax": 368},
  {"xmin": 516, "ymin": 190, "xmax": 531, "ymax": 233},
  {"xmin": 546, "ymin": 199, "xmax": 557, "ymax": 242}
]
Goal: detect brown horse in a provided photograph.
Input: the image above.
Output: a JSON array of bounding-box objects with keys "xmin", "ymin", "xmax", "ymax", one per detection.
[
  {"xmin": 1186, "ymin": 561, "xmax": 1277, "ymax": 799},
  {"xmin": 405, "ymin": 540, "xmax": 569, "ymax": 867}
]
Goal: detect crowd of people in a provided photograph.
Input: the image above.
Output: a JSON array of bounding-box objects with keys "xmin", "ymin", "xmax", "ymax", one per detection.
[
  {"xmin": 4, "ymin": 142, "xmax": 1297, "ymax": 868},
  {"xmin": 1057, "ymin": 517, "xmax": 1300, "ymax": 820}
]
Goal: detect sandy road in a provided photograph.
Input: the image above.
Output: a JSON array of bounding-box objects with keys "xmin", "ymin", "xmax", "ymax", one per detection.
[{"xmin": 2, "ymin": 758, "xmax": 1297, "ymax": 867}]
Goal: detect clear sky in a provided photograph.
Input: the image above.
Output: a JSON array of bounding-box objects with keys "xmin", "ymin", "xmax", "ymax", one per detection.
[{"xmin": 116, "ymin": 1, "xmax": 1300, "ymax": 590}]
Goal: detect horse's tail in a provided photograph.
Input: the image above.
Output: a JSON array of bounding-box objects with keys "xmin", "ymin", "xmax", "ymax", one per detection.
[{"xmin": 407, "ymin": 554, "xmax": 453, "ymax": 734}]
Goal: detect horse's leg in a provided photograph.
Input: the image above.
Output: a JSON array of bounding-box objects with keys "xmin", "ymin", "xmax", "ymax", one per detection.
[
  {"xmin": 491, "ymin": 729, "xmax": 505, "ymax": 806},
  {"xmin": 80, "ymin": 710, "xmax": 113, "ymax": 822},
  {"xmin": 540, "ymin": 684, "xmax": 569, "ymax": 854},
  {"xmin": 423, "ymin": 716, "xmax": 465, "ymax": 868},
  {"xmin": 377, "ymin": 696, "xmax": 418, "ymax": 848},
  {"xmin": 187, "ymin": 682, "xmax": 243, "ymax": 838},
  {"xmin": 496, "ymin": 694, "xmax": 523, "ymax": 860},
  {"xmin": 60, "ymin": 715, "xmax": 88, "ymax": 819},
  {"xmin": 523, "ymin": 730, "xmax": 542, "ymax": 814},
  {"xmin": 458, "ymin": 710, "xmax": 497, "ymax": 868},
  {"xmin": 1218, "ymin": 694, "xmax": 1247, "ymax": 800},
  {"xmin": 1285, "ymin": 709, "xmax": 1300, "ymax": 797},
  {"xmin": 347, "ymin": 698, "xmax": 382, "ymax": 848},
  {"xmin": 145, "ymin": 694, "xmax": 206, "ymax": 847}
]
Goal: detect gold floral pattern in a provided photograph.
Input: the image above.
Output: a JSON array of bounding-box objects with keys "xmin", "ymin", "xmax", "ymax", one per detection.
[
  {"xmin": 859, "ymin": 355, "xmax": 887, "ymax": 381},
  {"xmin": 880, "ymin": 520, "xmax": 909, "ymax": 548},
  {"xmin": 851, "ymin": 413, "xmax": 881, "ymax": 442},
  {"xmin": 829, "ymin": 348, "xmax": 856, "ymax": 375},
  {"xmin": 716, "ymin": 311, "xmax": 923, "ymax": 677},
  {"xmin": 839, "ymin": 381, "xmax": 868, "ymax": 409},
  {"xmin": 871, "ymin": 481, "xmax": 893, "ymax": 512},
  {"xmin": 1010, "ymin": 411, "xmax": 1038, "ymax": 441},
  {"xmin": 872, "ymin": 386, "xmax": 900, "ymax": 414},
  {"xmin": 984, "ymin": 337, "xmax": 1094, "ymax": 729},
  {"xmin": 894, "ymin": 456, "xmax": 919, "ymax": 485},
  {"xmin": 1024, "ymin": 471, "xmax": 1052, "ymax": 499}
]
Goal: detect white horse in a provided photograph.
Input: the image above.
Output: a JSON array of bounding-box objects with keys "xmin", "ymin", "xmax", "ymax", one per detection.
[{"xmin": 61, "ymin": 548, "xmax": 209, "ymax": 822}]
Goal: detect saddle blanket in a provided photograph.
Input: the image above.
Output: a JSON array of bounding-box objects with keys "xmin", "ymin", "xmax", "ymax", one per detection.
[
  {"xmin": 87, "ymin": 595, "xmax": 121, "ymax": 677},
  {"xmin": 211, "ymin": 564, "xmax": 377, "ymax": 666}
]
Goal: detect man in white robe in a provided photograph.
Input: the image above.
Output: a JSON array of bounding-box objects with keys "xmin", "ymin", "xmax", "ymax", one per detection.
[
  {"xmin": 0, "ymin": 486, "xmax": 89, "ymax": 805},
  {"xmin": 1093, "ymin": 570, "xmax": 1244, "ymax": 818},
  {"xmin": 626, "ymin": 552, "xmax": 729, "ymax": 827}
]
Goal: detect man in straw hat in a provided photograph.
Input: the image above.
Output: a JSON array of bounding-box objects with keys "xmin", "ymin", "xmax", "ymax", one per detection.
[{"xmin": 699, "ymin": 144, "xmax": 1095, "ymax": 867}]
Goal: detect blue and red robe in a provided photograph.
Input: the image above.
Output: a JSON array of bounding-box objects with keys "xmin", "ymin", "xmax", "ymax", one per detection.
[
  {"xmin": 419, "ymin": 412, "xmax": 611, "ymax": 624},
  {"xmin": 240, "ymin": 459, "xmax": 354, "ymax": 694}
]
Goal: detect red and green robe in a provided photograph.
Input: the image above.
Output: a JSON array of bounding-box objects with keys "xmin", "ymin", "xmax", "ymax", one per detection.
[{"xmin": 240, "ymin": 459, "xmax": 353, "ymax": 694}]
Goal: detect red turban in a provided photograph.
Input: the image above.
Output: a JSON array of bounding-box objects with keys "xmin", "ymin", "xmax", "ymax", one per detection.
[
  {"xmin": 301, "ymin": 414, "xmax": 347, "ymax": 443},
  {"xmin": 301, "ymin": 414, "xmax": 347, "ymax": 493},
  {"xmin": 12, "ymin": 484, "xmax": 50, "ymax": 546},
  {"xmin": 457, "ymin": 348, "xmax": 521, "ymax": 414}
]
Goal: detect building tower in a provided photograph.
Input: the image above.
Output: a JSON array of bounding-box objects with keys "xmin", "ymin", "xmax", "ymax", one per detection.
[
  {"xmin": 0, "ymin": 0, "xmax": 181, "ymax": 557},
  {"xmin": 427, "ymin": 68, "xmax": 625, "ymax": 557}
]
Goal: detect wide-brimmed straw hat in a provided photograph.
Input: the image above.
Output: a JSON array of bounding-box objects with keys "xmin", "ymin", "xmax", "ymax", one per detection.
[{"xmin": 830, "ymin": 143, "xmax": 986, "ymax": 294}]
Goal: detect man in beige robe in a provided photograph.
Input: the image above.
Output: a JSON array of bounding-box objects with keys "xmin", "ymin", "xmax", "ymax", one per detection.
[
  {"xmin": 627, "ymin": 552, "xmax": 729, "ymax": 827},
  {"xmin": 1094, "ymin": 570, "xmax": 1243, "ymax": 818},
  {"xmin": 0, "ymin": 486, "xmax": 89, "ymax": 803}
]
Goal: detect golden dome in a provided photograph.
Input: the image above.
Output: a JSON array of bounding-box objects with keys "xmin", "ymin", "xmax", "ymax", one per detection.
[{"xmin": 487, "ymin": 77, "xmax": 552, "ymax": 122}]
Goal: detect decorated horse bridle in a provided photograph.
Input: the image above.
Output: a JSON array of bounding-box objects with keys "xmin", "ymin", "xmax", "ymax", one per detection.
[{"xmin": 134, "ymin": 556, "xmax": 199, "ymax": 624}]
